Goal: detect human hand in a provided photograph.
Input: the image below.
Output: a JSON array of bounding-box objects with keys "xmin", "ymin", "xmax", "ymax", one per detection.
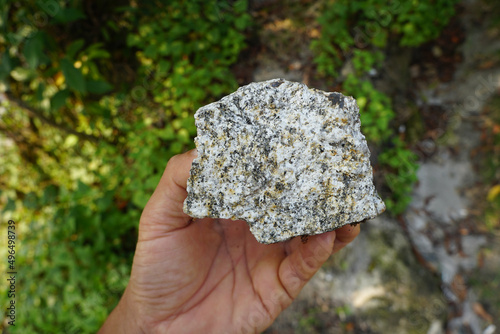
[{"xmin": 99, "ymin": 149, "xmax": 360, "ymax": 333}]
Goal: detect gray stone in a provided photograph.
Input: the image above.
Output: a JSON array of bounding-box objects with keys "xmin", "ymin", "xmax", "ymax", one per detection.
[{"xmin": 183, "ymin": 79, "xmax": 385, "ymax": 244}]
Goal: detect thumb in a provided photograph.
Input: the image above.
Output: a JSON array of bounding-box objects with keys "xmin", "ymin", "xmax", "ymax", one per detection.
[{"xmin": 139, "ymin": 149, "xmax": 197, "ymax": 239}]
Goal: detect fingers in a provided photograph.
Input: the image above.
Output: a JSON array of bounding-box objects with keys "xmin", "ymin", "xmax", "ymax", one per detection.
[
  {"xmin": 332, "ymin": 224, "xmax": 361, "ymax": 254},
  {"xmin": 139, "ymin": 149, "xmax": 197, "ymax": 237},
  {"xmin": 278, "ymin": 231, "xmax": 336, "ymax": 299},
  {"xmin": 277, "ymin": 223, "xmax": 360, "ymax": 300}
]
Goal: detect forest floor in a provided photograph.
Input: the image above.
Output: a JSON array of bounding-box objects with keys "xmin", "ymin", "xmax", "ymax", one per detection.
[{"xmin": 231, "ymin": 0, "xmax": 500, "ymax": 333}]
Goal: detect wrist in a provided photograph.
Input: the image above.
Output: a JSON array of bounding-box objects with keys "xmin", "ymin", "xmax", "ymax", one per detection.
[{"xmin": 99, "ymin": 288, "xmax": 145, "ymax": 334}]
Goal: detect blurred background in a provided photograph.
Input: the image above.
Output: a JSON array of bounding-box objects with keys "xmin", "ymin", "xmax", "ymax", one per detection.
[{"xmin": 0, "ymin": 0, "xmax": 499, "ymax": 333}]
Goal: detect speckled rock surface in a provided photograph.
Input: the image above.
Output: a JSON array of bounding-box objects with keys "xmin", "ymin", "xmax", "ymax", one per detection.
[{"xmin": 183, "ymin": 78, "xmax": 385, "ymax": 244}]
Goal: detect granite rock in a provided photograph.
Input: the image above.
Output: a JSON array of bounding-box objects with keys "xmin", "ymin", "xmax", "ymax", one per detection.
[{"xmin": 183, "ymin": 78, "xmax": 385, "ymax": 244}]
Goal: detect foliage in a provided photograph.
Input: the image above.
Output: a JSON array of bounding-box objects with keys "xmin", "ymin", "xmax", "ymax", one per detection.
[
  {"xmin": 0, "ymin": 0, "xmax": 250, "ymax": 332},
  {"xmin": 378, "ymin": 138, "xmax": 419, "ymax": 214},
  {"xmin": 125, "ymin": 0, "xmax": 251, "ymax": 116},
  {"xmin": 342, "ymin": 74, "xmax": 393, "ymax": 143},
  {"xmin": 479, "ymin": 95, "xmax": 500, "ymax": 231},
  {"xmin": 297, "ymin": 307, "xmax": 322, "ymax": 333},
  {"xmin": 311, "ymin": 0, "xmax": 459, "ymax": 77},
  {"xmin": 311, "ymin": 0, "xmax": 459, "ymax": 214}
]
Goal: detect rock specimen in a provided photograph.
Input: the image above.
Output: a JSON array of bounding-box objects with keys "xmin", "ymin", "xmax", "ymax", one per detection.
[{"xmin": 183, "ymin": 78, "xmax": 385, "ymax": 244}]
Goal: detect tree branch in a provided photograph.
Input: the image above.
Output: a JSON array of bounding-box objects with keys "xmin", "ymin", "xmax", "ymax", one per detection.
[{"xmin": 3, "ymin": 91, "xmax": 102, "ymax": 144}]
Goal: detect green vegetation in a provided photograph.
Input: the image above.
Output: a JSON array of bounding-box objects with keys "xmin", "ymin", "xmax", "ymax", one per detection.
[
  {"xmin": 0, "ymin": 1, "xmax": 250, "ymax": 332},
  {"xmin": 297, "ymin": 307, "xmax": 322, "ymax": 333},
  {"xmin": 311, "ymin": 0, "xmax": 459, "ymax": 213},
  {"xmin": 479, "ymin": 94, "xmax": 500, "ymax": 231},
  {"xmin": 311, "ymin": 0, "xmax": 458, "ymax": 76}
]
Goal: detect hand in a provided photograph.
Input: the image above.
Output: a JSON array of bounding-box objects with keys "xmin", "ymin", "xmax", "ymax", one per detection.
[{"xmin": 99, "ymin": 149, "xmax": 360, "ymax": 334}]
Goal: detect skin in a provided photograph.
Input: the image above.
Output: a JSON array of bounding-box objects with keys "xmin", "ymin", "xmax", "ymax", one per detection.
[{"xmin": 99, "ymin": 149, "xmax": 360, "ymax": 334}]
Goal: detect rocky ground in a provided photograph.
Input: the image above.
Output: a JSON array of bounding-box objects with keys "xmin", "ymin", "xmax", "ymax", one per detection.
[{"xmin": 234, "ymin": 0, "xmax": 500, "ymax": 333}]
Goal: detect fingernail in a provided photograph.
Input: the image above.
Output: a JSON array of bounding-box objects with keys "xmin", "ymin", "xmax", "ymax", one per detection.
[{"xmin": 191, "ymin": 148, "xmax": 198, "ymax": 157}]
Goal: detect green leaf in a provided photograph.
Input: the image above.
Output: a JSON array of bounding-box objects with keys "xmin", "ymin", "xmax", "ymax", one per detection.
[
  {"xmin": 10, "ymin": 66, "xmax": 34, "ymax": 81},
  {"xmin": 23, "ymin": 191, "xmax": 38, "ymax": 210},
  {"xmin": 23, "ymin": 32, "xmax": 45, "ymax": 69},
  {"xmin": 0, "ymin": 52, "xmax": 12, "ymax": 80},
  {"xmin": 60, "ymin": 58, "xmax": 86, "ymax": 94},
  {"xmin": 35, "ymin": 82, "xmax": 45, "ymax": 102},
  {"xmin": 75, "ymin": 180, "xmax": 91, "ymax": 199},
  {"xmin": 144, "ymin": 44, "xmax": 158, "ymax": 58},
  {"xmin": 85, "ymin": 43, "xmax": 111, "ymax": 60},
  {"xmin": 96, "ymin": 191, "xmax": 113, "ymax": 211},
  {"xmin": 233, "ymin": 0, "xmax": 248, "ymax": 14},
  {"xmin": 42, "ymin": 185, "xmax": 59, "ymax": 205},
  {"xmin": 64, "ymin": 134, "xmax": 78, "ymax": 148},
  {"xmin": 132, "ymin": 190, "xmax": 149, "ymax": 208},
  {"xmin": 53, "ymin": 7, "xmax": 86, "ymax": 24},
  {"xmin": 66, "ymin": 39, "xmax": 85, "ymax": 60},
  {"xmin": 126, "ymin": 33, "xmax": 140, "ymax": 47},
  {"xmin": 3, "ymin": 197, "xmax": 16, "ymax": 212},
  {"xmin": 51, "ymin": 89, "xmax": 70, "ymax": 111},
  {"xmin": 158, "ymin": 125, "xmax": 175, "ymax": 140},
  {"xmin": 86, "ymin": 80, "xmax": 113, "ymax": 94}
]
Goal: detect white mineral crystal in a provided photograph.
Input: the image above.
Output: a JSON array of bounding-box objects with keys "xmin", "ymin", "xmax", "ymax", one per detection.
[{"xmin": 183, "ymin": 78, "xmax": 385, "ymax": 244}]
